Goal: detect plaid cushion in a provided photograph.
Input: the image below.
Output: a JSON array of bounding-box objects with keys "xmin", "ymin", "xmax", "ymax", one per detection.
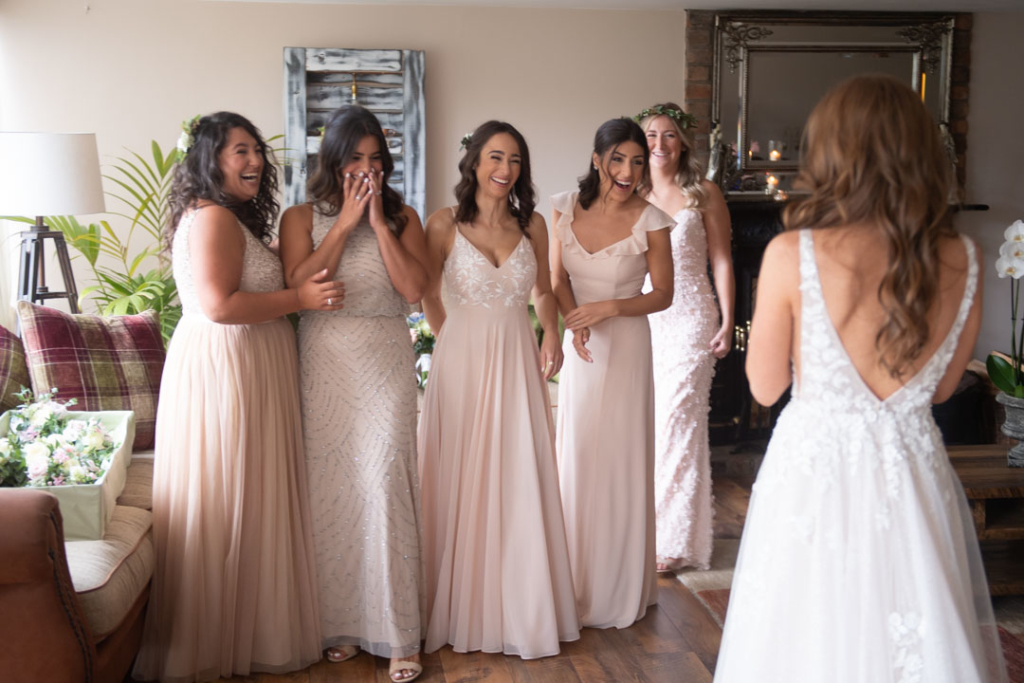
[
  {"xmin": 0, "ymin": 326, "xmax": 32, "ymax": 411},
  {"xmin": 16, "ymin": 302, "xmax": 165, "ymax": 450}
]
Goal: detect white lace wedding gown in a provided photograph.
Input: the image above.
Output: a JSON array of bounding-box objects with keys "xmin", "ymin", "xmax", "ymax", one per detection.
[{"xmin": 715, "ymin": 230, "xmax": 1007, "ymax": 683}]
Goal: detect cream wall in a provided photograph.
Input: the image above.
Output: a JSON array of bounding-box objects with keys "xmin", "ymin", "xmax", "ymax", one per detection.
[
  {"xmin": 2, "ymin": 1, "xmax": 1021, "ymax": 365},
  {"xmin": 0, "ymin": 0, "xmax": 687, "ymax": 321}
]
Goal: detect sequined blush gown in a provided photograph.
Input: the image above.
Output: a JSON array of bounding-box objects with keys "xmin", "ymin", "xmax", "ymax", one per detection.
[
  {"xmin": 715, "ymin": 231, "xmax": 1007, "ymax": 683},
  {"xmin": 649, "ymin": 207, "xmax": 718, "ymax": 569},
  {"xmin": 298, "ymin": 210, "xmax": 424, "ymax": 659},
  {"xmin": 135, "ymin": 207, "xmax": 322, "ymax": 683},
  {"xmin": 418, "ymin": 216, "xmax": 580, "ymax": 659},
  {"xmin": 552, "ymin": 190, "xmax": 675, "ymax": 629}
]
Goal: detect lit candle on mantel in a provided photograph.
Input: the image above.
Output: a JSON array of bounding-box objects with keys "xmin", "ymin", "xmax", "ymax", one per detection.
[
  {"xmin": 766, "ymin": 175, "xmax": 779, "ymax": 194},
  {"xmin": 769, "ymin": 149, "xmax": 781, "ymax": 161}
]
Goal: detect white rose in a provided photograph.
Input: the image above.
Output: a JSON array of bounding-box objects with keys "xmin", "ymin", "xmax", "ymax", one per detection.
[
  {"xmin": 84, "ymin": 430, "xmax": 107, "ymax": 450},
  {"xmin": 24, "ymin": 442, "xmax": 51, "ymax": 481},
  {"xmin": 176, "ymin": 130, "xmax": 193, "ymax": 154},
  {"xmin": 0, "ymin": 438, "xmax": 10, "ymax": 457},
  {"xmin": 63, "ymin": 420, "xmax": 87, "ymax": 442},
  {"xmin": 30, "ymin": 405, "xmax": 52, "ymax": 427},
  {"xmin": 68, "ymin": 463, "xmax": 89, "ymax": 482},
  {"xmin": 25, "ymin": 441, "xmax": 50, "ymax": 462}
]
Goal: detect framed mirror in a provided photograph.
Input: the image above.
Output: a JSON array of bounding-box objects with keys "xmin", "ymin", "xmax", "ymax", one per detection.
[{"xmin": 709, "ymin": 13, "xmax": 956, "ymax": 192}]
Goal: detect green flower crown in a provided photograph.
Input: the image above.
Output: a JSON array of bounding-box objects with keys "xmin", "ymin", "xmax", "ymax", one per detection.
[
  {"xmin": 633, "ymin": 106, "xmax": 697, "ymax": 130},
  {"xmin": 458, "ymin": 132, "xmax": 473, "ymax": 152}
]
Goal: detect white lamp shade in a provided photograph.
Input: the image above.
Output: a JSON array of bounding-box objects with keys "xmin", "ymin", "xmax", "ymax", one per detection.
[{"xmin": 0, "ymin": 132, "xmax": 106, "ymax": 216}]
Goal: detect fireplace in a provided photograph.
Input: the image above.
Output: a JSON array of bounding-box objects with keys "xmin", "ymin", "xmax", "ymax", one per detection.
[{"xmin": 709, "ymin": 198, "xmax": 787, "ymax": 447}]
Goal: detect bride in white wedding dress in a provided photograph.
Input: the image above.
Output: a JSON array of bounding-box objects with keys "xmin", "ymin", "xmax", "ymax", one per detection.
[{"xmin": 714, "ymin": 75, "xmax": 1007, "ymax": 683}]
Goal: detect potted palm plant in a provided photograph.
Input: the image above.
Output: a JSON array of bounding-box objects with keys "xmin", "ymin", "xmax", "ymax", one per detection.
[{"xmin": 988, "ymin": 219, "xmax": 1024, "ymax": 466}]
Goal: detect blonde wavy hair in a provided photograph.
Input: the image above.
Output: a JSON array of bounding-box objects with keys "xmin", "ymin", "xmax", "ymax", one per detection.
[
  {"xmin": 783, "ymin": 74, "xmax": 957, "ymax": 379},
  {"xmin": 637, "ymin": 102, "xmax": 707, "ymax": 209}
]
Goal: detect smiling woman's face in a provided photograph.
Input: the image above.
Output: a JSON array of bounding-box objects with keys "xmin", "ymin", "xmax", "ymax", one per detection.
[
  {"xmin": 218, "ymin": 127, "xmax": 264, "ymax": 202},
  {"xmin": 645, "ymin": 115, "xmax": 684, "ymax": 173},
  {"xmin": 474, "ymin": 132, "xmax": 522, "ymax": 200},
  {"xmin": 593, "ymin": 140, "xmax": 645, "ymax": 202}
]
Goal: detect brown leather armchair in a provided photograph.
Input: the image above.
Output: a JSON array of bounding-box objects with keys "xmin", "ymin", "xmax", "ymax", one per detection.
[{"xmin": 0, "ymin": 487, "xmax": 151, "ymax": 683}]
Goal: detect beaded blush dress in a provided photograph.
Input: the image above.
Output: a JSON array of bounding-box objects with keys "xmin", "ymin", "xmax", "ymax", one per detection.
[
  {"xmin": 649, "ymin": 207, "xmax": 718, "ymax": 569},
  {"xmin": 297, "ymin": 210, "xmax": 424, "ymax": 659},
  {"xmin": 418, "ymin": 215, "xmax": 580, "ymax": 659},
  {"xmin": 715, "ymin": 231, "xmax": 1007, "ymax": 683},
  {"xmin": 135, "ymin": 207, "xmax": 322, "ymax": 683}
]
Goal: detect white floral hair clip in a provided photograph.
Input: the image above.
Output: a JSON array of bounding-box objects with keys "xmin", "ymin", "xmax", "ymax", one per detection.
[{"xmin": 176, "ymin": 115, "xmax": 201, "ymax": 157}]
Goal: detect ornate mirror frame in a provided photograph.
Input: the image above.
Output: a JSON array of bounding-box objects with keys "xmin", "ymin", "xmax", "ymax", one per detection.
[{"xmin": 707, "ymin": 12, "xmax": 962, "ymax": 193}]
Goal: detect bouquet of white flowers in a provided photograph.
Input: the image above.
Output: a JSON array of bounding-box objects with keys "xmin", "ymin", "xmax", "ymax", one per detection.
[
  {"xmin": 407, "ymin": 312, "xmax": 436, "ymax": 388},
  {"xmin": 0, "ymin": 388, "xmax": 117, "ymax": 488}
]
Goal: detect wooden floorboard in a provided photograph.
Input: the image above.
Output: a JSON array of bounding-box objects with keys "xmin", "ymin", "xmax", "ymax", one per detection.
[{"xmin": 199, "ymin": 478, "xmax": 753, "ymax": 683}]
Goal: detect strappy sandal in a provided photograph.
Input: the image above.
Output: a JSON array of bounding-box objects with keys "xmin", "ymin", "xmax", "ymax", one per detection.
[
  {"xmin": 326, "ymin": 645, "xmax": 360, "ymax": 663},
  {"xmin": 389, "ymin": 658, "xmax": 423, "ymax": 682},
  {"xmin": 656, "ymin": 556, "xmax": 687, "ymax": 574}
]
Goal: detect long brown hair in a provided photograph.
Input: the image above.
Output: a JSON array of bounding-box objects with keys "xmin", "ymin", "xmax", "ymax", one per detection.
[
  {"xmin": 636, "ymin": 102, "xmax": 707, "ymax": 209},
  {"xmin": 307, "ymin": 105, "xmax": 408, "ymax": 235},
  {"xmin": 784, "ymin": 74, "xmax": 957, "ymax": 378},
  {"xmin": 166, "ymin": 112, "xmax": 279, "ymax": 249}
]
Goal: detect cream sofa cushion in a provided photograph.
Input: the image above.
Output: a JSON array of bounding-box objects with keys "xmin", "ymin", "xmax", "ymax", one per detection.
[
  {"xmin": 117, "ymin": 451, "xmax": 154, "ymax": 510},
  {"xmin": 65, "ymin": 505, "xmax": 154, "ymax": 640}
]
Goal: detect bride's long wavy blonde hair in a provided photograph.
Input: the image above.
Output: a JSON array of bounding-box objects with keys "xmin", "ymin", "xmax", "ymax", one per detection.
[
  {"xmin": 637, "ymin": 102, "xmax": 707, "ymax": 209},
  {"xmin": 784, "ymin": 74, "xmax": 957, "ymax": 379}
]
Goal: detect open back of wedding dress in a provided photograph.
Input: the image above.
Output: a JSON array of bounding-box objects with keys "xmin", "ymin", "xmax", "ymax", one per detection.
[{"xmin": 715, "ymin": 230, "xmax": 1007, "ymax": 683}]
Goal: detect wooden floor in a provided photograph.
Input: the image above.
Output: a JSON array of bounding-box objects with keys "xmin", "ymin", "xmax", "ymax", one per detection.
[{"xmin": 215, "ymin": 477, "xmax": 753, "ymax": 683}]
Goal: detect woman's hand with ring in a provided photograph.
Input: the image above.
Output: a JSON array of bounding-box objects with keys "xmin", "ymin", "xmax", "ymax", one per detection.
[
  {"xmin": 298, "ymin": 268, "xmax": 345, "ymax": 311},
  {"xmin": 540, "ymin": 331, "xmax": 564, "ymax": 380}
]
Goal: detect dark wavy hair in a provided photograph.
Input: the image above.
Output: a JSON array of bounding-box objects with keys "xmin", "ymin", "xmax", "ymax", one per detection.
[
  {"xmin": 166, "ymin": 111, "xmax": 279, "ymax": 250},
  {"xmin": 783, "ymin": 74, "xmax": 957, "ymax": 379},
  {"xmin": 454, "ymin": 120, "xmax": 536, "ymax": 234},
  {"xmin": 307, "ymin": 105, "xmax": 408, "ymax": 235},
  {"xmin": 578, "ymin": 118, "xmax": 650, "ymax": 210}
]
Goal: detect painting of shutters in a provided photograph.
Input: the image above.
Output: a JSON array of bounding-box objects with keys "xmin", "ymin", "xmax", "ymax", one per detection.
[{"xmin": 283, "ymin": 47, "xmax": 426, "ymax": 221}]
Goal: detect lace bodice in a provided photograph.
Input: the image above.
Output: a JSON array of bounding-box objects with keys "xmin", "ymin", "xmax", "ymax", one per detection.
[
  {"xmin": 550, "ymin": 191, "xmax": 674, "ymax": 304},
  {"xmin": 768, "ymin": 229, "xmax": 979, "ymax": 498},
  {"xmin": 172, "ymin": 207, "xmax": 284, "ymax": 318},
  {"xmin": 795, "ymin": 229, "xmax": 977, "ymax": 415},
  {"xmin": 303, "ymin": 209, "xmax": 407, "ymax": 319},
  {"xmin": 442, "ymin": 228, "xmax": 536, "ymax": 310}
]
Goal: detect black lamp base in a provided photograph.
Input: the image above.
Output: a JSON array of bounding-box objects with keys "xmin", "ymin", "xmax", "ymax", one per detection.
[{"xmin": 17, "ymin": 217, "xmax": 80, "ymax": 316}]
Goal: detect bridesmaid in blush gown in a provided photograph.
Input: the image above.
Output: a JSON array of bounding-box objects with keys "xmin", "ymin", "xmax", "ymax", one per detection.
[
  {"xmin": 637, "ymin": 102, "xmax": 735, "ymax": 572},
  {"xmin": 134, "ymin": 112, "xmax": 342, "ymax": 683},
  {"xmin": 418, "ymin": 121, "xmax": 580, "ymax": 659},
  {"xmin": 551, "ymin": 118, "xmax": 675, "ymax": 629},
  {"xmin": 279, "ymin": 105, "xmax": 428, "ymax": 683}
]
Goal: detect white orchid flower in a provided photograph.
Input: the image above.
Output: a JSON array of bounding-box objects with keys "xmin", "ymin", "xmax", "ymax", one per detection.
[
  {"xmin": 1001, "ymin": 241, "xmax": 1024, "ymax": 260},
  {"xmin": 1004, "ymin": 219, "xmax": 1024, "ymax": 243},
  {"xmin": 996, "ymin": 254, "xmax": 1024, "ymax": 279}
]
